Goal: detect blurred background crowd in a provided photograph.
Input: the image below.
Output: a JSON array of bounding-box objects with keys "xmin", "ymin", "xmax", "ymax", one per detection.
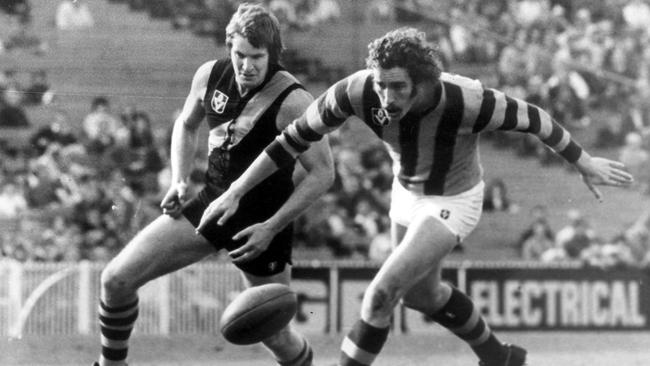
[{"xmin": 1, "ymin": 0, "xmax": 649, "ymax": 270}]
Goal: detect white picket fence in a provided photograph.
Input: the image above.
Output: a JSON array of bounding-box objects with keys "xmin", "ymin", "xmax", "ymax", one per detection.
[{"xmin": 0, "ymin": 259, "xmax": 245, "ymax": 337}]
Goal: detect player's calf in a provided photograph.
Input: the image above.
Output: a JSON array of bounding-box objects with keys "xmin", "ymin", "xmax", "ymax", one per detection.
[{"xmin": 96, "ymin": 298, "xmax": 139, "ymax": 366}]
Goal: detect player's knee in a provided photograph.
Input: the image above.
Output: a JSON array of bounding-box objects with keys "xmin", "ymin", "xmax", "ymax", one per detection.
[
  {"xmin": 402, "ymin": 282, "xmax": 449, "ymax": 313},
  {"xmin": 100, "ymin": 263, "xmax": 136, "ymax": 297},
  {"xmin": 362, "ymin": 285, "xmax": 400, "ymax": 321}
]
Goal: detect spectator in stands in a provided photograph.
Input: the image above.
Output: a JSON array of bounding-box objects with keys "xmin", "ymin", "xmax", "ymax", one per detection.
[
  {"xmin": 0, "ymin": 179, "xmax": 28, "ymax": 219},
  {"xmin": 112, "ymin": 110, "xmax": 164, "ymax": 195},
  {"xmin": 29, "ymin": 111, "xmax": 78, "ymax": 155},
  {"xmin": 0, "ymin": 83, "xmax": 30, "ymax": 127},
  {"xmin": 482, "ymin": 178, "xmax": 518, "ymax": 213},
  {"xmin": 622, "ymin": 0, "xmax": 650, "ymax": 33},
  {"xmin": 516, "ymin": 204, "xmax": 554, "ymax": 252},
  {"xmin": 81, "ymin": 96, "xmax": 120, "ymax": 154},
  {"xmin": 546, "ymin": 53, "xmax": 592, "ymax": 128},
  {"xmin": 520, "ymin": 219, "xmax": 555, "ymax": 261},
  {"xmin": 555, "ymin": 209, "xmax": 597, "ymax": 259},
  {"xmin": 580, "ymin": 234, "xmax": 637, "ymax": 269},
  {"xmin": 23, "ymin": 69, "xmax": 53, "ymax": 106},
  {"xmin": 55, "ymin": 0, "xmax": 94, "ymax": 30}
]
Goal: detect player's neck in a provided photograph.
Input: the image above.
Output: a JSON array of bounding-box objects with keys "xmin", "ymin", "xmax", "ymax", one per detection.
[
  {"xmin": 412, "ymin": 81, "xmax": 441, "ymax": 116},
  {"xmin": 237, "ymin": 84, "xmax": 251, "ymax": 97}
]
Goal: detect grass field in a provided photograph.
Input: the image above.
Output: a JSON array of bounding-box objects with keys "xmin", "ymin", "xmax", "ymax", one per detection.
[{"xmin": 2, "ymin": 330, "xmax": 650, "ymax": 365}]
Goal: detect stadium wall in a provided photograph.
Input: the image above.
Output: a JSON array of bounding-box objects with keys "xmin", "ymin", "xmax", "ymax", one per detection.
[{"xmin": 1, "ymin": 260, "xmax": 649, "ymax": 337}]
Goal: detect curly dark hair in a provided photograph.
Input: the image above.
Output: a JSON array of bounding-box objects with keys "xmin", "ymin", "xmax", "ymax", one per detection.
[
  {"xmin": 225, "ymin": 3, "xmax": 283, "ymax": 65},
  {"xmin": 366, "ymin": 27, "xmax": 443, "ymax": 84}
]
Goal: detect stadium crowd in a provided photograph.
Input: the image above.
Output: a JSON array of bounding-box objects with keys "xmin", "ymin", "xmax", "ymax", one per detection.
[{"xmin": 1, "ymin": 0, "xmax": 649, "ymax": 269}]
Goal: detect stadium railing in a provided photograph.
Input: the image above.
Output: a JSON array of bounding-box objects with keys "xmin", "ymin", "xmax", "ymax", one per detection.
[{"xmin": 1, "ymin": 259, "xmax": 649, "ymax": 337}]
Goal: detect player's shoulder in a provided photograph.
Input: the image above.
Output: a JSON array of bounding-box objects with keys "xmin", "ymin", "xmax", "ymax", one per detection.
[
  {"xmin": 195, "ymin": 60, "xmax": 219, "ymax": 78},
  {"xmin": 440, "ymin": 72, "xmax": 484, "ymax": 91},
  {"xmin": 190, "ymin": 60, "xmax": 219, "ymax": 87},
  {"xmin": 278, "ymin": 86, "xmax": 313, "ymax": 122}
]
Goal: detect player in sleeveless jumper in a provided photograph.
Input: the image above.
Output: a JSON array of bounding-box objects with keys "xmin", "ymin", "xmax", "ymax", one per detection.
[{"xmin": 94, "ymin": 4, "xmax": 333, "ymax": 366}]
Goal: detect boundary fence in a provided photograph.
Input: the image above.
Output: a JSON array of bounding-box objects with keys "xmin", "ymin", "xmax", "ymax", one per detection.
[{"xmin": 2, "ymin": 259, "xmax": 649, "ymax": 337}]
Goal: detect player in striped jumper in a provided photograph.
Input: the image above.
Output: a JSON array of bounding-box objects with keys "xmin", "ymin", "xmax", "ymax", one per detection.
[
  {"xmin": 94, "ymin": 4, "xmax": 333, "ymax": 366},
  {"xmin": 199, "ymin": 27, "xmax": 633, "ymax": 366}
]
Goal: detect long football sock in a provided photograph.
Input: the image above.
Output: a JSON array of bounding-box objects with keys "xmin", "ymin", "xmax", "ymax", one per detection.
[
  {"xmin": 277, "ymin": 337, "xmax": 314, "ymax": 366},
  {"xmin": 98, "ymin": 298, "xmax": 139, "ymax": 366},
  {"xmin": 428, "ymin": 287, "xmax": 507, "ymax": 364},
  {"xmin": 339, "ymin": 319, "xmax": 390, "ymax": 366}
]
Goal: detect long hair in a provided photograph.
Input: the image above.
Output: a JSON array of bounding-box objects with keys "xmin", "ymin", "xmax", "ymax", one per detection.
[
  {"xmin": 366, "ymin": 27, "xmax": 443, "ymax": 84},
  {"xmin": 225, "ymin": 3, "xmax": 283, "ymax": 65}
]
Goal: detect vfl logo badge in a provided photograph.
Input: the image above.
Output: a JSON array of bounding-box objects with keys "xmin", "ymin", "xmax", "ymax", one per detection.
[
  {"xmin": 371, "ymin": 107, "xmax": 390, "ymax": 126},
  {"xmin": 211, "ymin": 90, "xmax": 229, "ymax": 114},
  {"xmin": 440, "ymin": 209, "xmax": 450, "ymax": 220}
]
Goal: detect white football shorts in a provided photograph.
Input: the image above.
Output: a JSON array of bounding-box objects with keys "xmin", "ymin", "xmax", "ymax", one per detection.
[{"xmin": 389, "ymin": 180, "xmax": 485, "ymax": 242}]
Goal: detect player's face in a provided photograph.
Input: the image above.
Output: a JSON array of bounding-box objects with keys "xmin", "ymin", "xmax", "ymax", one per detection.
[
  {"xmin": 372, "ymin": 66, "xmax": 416, "ymax": 122},
  {"xmin": 230, "ymin": 34, "xmax": 270, "ymax": 94}
]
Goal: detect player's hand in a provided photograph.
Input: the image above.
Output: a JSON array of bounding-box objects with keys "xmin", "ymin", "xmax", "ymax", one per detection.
[
  {"xmin": 228, "ymin": 222, "xmax": 276, "ymax": 264},
  {"xmin": 160, "ymin": 181, "xmax": 188, "ymax": 218},
  {"xmin": 575, "ymin": 154, "xmax": 634, "ymax": 201},
  {"xmin": 196, "ymin": 188, "xmax": 242, "ymax": 233}
]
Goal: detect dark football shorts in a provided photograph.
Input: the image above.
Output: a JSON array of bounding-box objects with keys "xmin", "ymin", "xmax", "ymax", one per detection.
[{"xmin": 182, "ymin": 187, "xmax": 293, "ymax": 277}]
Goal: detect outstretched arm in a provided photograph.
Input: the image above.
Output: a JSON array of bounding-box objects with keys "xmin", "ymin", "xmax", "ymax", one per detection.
[
  {"xmin": 470, "ymin": 85, "xmax": 634, "ymax": 200},
  {"xmin": 227, "ymin": 135, "xmax": 334, "ymax": 263},
  {"xmin": 573, "ymin": 151, "xmax": 634, "ymax": 201}
]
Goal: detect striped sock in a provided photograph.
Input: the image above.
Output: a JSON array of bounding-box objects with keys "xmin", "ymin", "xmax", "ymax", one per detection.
[
  {"xmin": 428, "ymin": 287, "xmax": 507, "ymax": 364},
  {"xmin": 339, "ymin": 319, "xmax": 389, "ymax": 366},
  {"xmin": 278, "ymin": 337, "xmax": 313, "ymax": 366},
  {"xmin": 98, "ymin": 298, "xmax": 139, "ymax": 366}
]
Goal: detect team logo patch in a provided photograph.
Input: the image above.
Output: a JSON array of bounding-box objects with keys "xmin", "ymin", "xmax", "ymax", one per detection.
[
  {"xmin": 371, "ymin": 107, "xmax": 390, "ymax": 126},
  {"xmin": 211, "ymin": 90, "xmax": 229, "ymax": 114},
  {"xmin": 440, "ymin": 209, "xmax": 450, "ymax": 220}
]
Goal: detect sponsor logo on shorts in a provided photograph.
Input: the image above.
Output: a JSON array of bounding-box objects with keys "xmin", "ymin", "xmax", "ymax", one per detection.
[
  {"xmin": 211, "ymin": 90, "xmax": 229, "ymax": 114},
  {"xmin": 371, "ymin": 107, "xmax": 390, "ymax": 126},
  {"xmin": 440, "ymin": 209, "xmax": 450, "ymax": 220}
]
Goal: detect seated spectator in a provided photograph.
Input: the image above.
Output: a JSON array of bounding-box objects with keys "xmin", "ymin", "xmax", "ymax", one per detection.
[
  {"xmin": 23, "ymin": 70, "xmax": 53, "ymax": 106},
  {"xmin": 29, "ymin": 111, "xmax": 78, "ymax": 155},
  {"xmin": 555, "ymin": 209, "xmax": 597, "ymax": 259},
  {"xmin": 81, "ymin": 96, "xmax": 121, "ymax": 154},
  {"xmin": 521, "ymin": 219, "xmax": 555, "ymax": 261},
  {"xmin": 55, "ymin": 0, "xmax": 94, "ymax": 30},
  {"xmin": 3, "ymin": 16, "xmax": 47, "ymax": 55},
  {"xmin": 483, "ymin": 178, "xmax": 518, "ymax": 213},
  {"xmin": 0, "ymin": 84, "xmax": 30, "ymax": 127},
  {"xmin": 0, "ymin": 179, "xmax": 28, "ymax": 219},
  {"xmin": 581, "ymin": 234, "xmax": 636, "ymax": 269}
]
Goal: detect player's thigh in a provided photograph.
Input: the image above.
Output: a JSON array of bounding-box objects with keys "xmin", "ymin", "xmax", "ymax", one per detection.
[
  {"xmin": 240, "ymin": 265, "xmax": 291, "ymax": 288},
  {"xmin": 103, "ymin": 215, "xmax": 214, "ymax": 290},
  {"xmin": 371, "ymin": 214, "xmax": 457, "ymax": 297}
]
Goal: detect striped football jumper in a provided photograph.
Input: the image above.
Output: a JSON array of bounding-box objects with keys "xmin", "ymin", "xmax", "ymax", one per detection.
[{"xmin": 266, "ymin": 69, "xmax": 582, "ymax": 196}]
